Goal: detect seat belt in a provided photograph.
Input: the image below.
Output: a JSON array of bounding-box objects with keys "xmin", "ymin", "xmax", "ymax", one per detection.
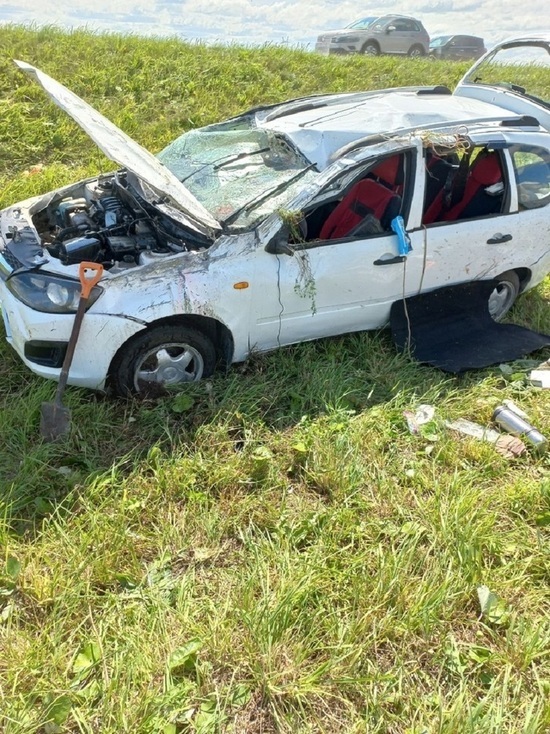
[{"xmin": 443, "ymin": 149, "xmax": 472, "ymax": 213}]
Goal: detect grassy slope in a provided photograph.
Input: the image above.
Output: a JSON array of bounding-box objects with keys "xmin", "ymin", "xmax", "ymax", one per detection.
[{"xmin": 1, "ymin": 25, "xmax": 550, "ymax": 734}]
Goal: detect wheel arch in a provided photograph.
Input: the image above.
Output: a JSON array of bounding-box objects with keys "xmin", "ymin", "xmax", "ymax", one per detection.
[
  {"xmin": 108, "ymin": 313, "xmax": 235, "ymax": 381},
  {"xmin": 408, "ymin": 44, "xmax": 426, "ymax": 56},
  {"xmin": 512, "ymin": 267, "xmax": 532, "ymax": 292}
]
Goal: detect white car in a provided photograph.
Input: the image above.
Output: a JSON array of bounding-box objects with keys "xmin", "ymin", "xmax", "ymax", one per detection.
[{"xmin": 1, "ymin": 36, "xmax": 550, "ymax": 396}]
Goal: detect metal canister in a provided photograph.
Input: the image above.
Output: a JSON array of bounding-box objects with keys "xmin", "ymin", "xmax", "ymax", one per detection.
[{"xmin": 492, "ymin": 405, "xmax": 547, "ymax": 454}]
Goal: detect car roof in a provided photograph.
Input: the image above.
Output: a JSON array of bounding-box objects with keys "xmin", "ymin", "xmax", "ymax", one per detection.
[
  {"xmin": 257, "ymin": 89, "xmax": 544, "ymax": 168},
  {"xmin": 435, "ymin": 34, "xmax": 483, "ymax": 41},
  {"xmin": 374, "ymin": 14, "xmax": 420, "ymax": 21}
]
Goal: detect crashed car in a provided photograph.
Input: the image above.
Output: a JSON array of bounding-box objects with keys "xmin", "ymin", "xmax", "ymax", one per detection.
[{"xmin": 1, "ymin": 36, "xmax": 550, "ymax": 396}]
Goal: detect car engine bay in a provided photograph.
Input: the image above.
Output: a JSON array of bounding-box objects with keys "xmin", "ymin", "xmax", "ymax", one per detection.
[{"xmin": 2, "ymin": 171, "xmax": 211, "ymax": 273}]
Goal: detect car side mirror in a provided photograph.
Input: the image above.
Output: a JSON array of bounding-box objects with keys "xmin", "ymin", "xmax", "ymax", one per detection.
[
  {"xmin": 386, "ymin": 25, "xmax": 396, "ymax": 33},
  {"xmin": 264, "ymin": 226, "xmax": 295, "ymax": 256}
]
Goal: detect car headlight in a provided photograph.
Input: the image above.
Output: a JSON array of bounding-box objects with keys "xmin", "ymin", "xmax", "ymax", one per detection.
[
  {"xmin": 6, "ymin": 271, "xmax": 103, "ymax": 313},
  {"xmin": 332, "ymin": 35, "xmax": 359, "ymax": 42}
]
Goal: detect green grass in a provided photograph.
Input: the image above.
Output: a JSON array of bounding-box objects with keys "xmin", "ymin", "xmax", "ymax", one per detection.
[{"xmin": 1, "ymin": 25, "xmax": 550, "ymax": 733}]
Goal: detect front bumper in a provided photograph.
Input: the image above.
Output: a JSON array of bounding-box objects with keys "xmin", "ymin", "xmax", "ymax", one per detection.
[
  {"xmin": 0, "ymin": 280, "xmax": 146, "ymax": 390},
  {"xmin": 315, "ymin": 41, "xmax": 357, "ymax": 55}
]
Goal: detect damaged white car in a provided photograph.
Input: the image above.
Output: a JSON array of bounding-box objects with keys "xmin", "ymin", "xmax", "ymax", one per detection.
[{"xmin": 1, "ymin": 36, "xmax": 550, "ymax": 395}]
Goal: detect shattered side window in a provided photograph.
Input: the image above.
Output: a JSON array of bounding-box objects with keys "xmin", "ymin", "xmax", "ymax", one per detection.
[
  {"xmin": 157, "ymin": 122, "xmax": 315, "ymax": 226},
  {"xmin": 510, "ymin": 144, "xmax": 550, "ymax": 210}
]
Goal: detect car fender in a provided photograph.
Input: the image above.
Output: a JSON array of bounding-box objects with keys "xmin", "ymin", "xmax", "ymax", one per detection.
[{"xmin": 92, "ymin": 234, "xmax": 255, "ymax": 363}]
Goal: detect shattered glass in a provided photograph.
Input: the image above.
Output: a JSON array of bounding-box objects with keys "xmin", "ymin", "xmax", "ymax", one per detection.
[{"xmin": 158, "ymin": 123, "xmax": 316, "ymax": 228}]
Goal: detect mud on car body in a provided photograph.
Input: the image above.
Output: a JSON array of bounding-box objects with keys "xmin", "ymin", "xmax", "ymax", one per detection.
[{"xmin": 1, "ymin": 37, "xmax": 550, "ymax": 396}]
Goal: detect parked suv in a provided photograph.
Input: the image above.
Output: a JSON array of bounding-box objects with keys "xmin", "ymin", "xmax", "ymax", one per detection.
[
  {"xmin": 429, "ymin": 35, "xmax": 486, "ymax": 61},
  {"xmin": 315, "ymin": 14, "xmax": 430, "ymax": 57}
]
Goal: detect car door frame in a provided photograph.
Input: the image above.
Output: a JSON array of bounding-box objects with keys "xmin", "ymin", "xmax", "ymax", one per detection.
[
  {"xmin": 420, "ymin": 130, "xmax": 550, "ymax": 297},
  {"xmin": 249, "ymin": 138, "xmax": 428, "ymax": 352}
]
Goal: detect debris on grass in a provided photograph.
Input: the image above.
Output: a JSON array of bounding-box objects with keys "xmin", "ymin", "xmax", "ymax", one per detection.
[{"xmin": 444, "ymin": 418, "xmax": 527, "ymax": 458}]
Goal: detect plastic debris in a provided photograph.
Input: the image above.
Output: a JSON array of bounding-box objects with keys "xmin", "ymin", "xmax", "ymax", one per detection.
[
  {"xmin": 445, "ymin": 418, "xmax": 527, "ymax": 459},
  {"xmin": 403, "ymin": 404, "xmax": 435, "ymax": 434},
  {"xmin": 529, "ymin": 370, "xmax": 550, "ymax": 389}
]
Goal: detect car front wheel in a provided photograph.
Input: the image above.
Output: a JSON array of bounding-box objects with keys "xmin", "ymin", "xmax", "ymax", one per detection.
[
  {"xmin": 362, "ymin": 42, "xmax": 380, "ymax": 56},
  {"xmin": 488, "ymin": 271, "xmax": 520, "ymax": 321},
  {"xmin": 110, "ymin": 324, "xmax": 217, "ymax": 397}
]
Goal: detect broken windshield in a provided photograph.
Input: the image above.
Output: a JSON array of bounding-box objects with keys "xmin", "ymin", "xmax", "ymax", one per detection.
[
  {"xmin": 463, "ymin": 41, "xmax": 550, "ymax": 110},
  {"xmin": 157, "ymin": 121, "xmax": 317, "ymax": 228}
]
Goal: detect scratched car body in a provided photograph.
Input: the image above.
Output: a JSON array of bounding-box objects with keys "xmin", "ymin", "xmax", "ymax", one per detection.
[{"xmin": 1, "ymin": 37, "xmax": 550, "ymax": 395}]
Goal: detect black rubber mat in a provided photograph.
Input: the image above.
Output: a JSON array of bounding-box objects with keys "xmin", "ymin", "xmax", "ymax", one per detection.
[{"xmin": 390, "ymin": 280, "xmax": 550, "ymax": 373}]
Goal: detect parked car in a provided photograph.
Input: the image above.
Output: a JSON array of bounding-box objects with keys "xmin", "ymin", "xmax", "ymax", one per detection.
[
  {"xmin": 315, "ymin": 14, "xmax": 429, "ymax": 57},
  {"xmin": 429, "ymin": 34, "xmax": 486, "ymax": 61},
  {"xmin": 1, "ymin": 37, "xmax": 550, "ymax": 395}
]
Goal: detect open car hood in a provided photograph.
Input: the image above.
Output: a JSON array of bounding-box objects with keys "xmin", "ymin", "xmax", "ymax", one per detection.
[{"xmin": 15, "ymin": 60, "xmax": 221, "ymax": 237}]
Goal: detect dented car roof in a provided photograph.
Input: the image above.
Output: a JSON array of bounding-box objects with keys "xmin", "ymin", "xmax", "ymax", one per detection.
[{"xmin": 257, "ymin": 89, "xmax": 524, "ymax": 169}]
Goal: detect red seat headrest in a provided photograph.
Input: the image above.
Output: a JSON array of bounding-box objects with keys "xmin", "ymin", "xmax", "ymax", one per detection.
[
  {"xmin": 370, "ymin": 156, "xmax": 401, "ymax": 187},
  {"xmin": 471, "ymin": 153, "xmax": 502, "ymax": 186}
]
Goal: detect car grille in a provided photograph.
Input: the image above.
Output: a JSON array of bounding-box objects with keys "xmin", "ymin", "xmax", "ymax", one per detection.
[{"xmin": 0, "ymin": 247, "xmax": 23, "ymax": 272}]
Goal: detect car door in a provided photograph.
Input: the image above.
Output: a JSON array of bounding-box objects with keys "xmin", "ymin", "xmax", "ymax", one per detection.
[
  {"xmin": 454, "ymin": 36, "xmax": 472, "ymax": 61},
  {"xmin": 384, "ymin": 19, "xmax": 410, "ymax": 54},
  {"xmin": 249, "ymin": 145, "xmax": 427, "ymax": 351},
  {"xmin": 420, "ymin": 137, "xmax": 550, "ymax": 299}
]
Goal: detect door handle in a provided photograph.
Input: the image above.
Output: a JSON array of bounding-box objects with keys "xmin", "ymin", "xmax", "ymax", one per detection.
[
  {"xmin": 373, "ymin": 255, "xmax": 407, "ymax": 266},
  {"xmin": 487, "ymin": 233, "xmax": 513, "ymax": 244}
]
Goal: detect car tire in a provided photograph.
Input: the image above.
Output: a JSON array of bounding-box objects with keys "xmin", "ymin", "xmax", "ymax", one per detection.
[
  {"xmin": 408, "ymin": 45, "xmax": 425, "ymax": 58},
  {"xmin": 488, "ymin": 271, "xmax": 520, "ymax": 321},
  {"xmin": 110, "ymin": 324, "xmax": 217, "ymax": 397},
  {"xmin": 362, "ymin": 42, "xmax": 380, "ymax": 56}
]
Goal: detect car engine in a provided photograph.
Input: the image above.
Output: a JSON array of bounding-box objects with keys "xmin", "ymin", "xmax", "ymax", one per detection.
[{"xmin": 34, "ymin": 172, "xmax": 205, "ymax": 269}]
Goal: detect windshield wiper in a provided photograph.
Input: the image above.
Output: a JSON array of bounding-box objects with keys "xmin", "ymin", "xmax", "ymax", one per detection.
[
  {"xmin": 180, "ymin": 148, "xmax": 270, "ymax": 183},
  {"xmin": 222, "ymin": 165, "xmax": 316, "ymax": 226}
]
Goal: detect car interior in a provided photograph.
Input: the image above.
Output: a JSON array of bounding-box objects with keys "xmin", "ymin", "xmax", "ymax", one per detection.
[
  {"xmin": 423, "ymin": 146, "xmax": 505, "ymax": 224},
  {"xmin": 298, "ymin": 153, "xmax": 408, "ymax": 243},
  {"xmin": 293, "ymin": 145, "xmax": 506, "ymax": 245}
]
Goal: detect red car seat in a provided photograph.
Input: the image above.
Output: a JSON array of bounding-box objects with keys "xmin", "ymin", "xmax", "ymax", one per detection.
[
  {"xmin": 319, "ymin": 178, "xmax": 401, "ymax": 240},
  {"xmin": 369, "ymin": 155, "xmax": 404, "ymax": 194},
  {"xmin": 440, "ymin": 151, "xmax": 503, "ymax": 221},
  {"xmin": 423, "ymin": 150, "xmax": 503, "ymax": 224}
]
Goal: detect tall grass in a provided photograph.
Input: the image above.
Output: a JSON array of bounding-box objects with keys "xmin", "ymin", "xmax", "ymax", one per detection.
[{"xmin": 1, "ymin": 25, "xmax": 549, "ymax": 733}]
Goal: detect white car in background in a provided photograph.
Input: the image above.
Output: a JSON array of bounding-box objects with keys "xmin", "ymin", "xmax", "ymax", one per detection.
[
  {"xmin": 315, "ymin": 14, "xmax": 429, "ymax": 57},
  {"xmin": 0, "ymin": 36, "xmax": 550, "ymax": 395}
]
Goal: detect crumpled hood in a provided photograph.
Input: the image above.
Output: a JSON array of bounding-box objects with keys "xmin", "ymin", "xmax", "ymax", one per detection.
[{"xmin": 15, "ymin": 60, "xmax": 221, "ymax": 238}]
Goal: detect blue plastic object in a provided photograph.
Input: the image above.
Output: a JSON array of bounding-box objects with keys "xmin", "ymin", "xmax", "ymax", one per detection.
[{"xmin": 391, "ymin": 215, "xmax": 412, "ymax": 256}]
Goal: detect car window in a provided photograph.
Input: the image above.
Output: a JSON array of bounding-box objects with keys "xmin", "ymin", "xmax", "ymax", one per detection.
[
  {"xmin": 295, "ymin": 151, "xmax": 412, "ymax": 246},
  {"xmin": 422, "ymin": 145, "xmax": 507, "ymax": 225},
  {"xmin": 462, "ymin": 42, "xmax": 550, "ymax": 109},
  {"xmin": 431, "ymin": 36, "xmax": 451, "ymax": 48},
  {"xmin": 510, "ymin": 144, "xmax": 550, "ymax": 210},
  {"xmin": 370, "ymin": 19, "xmax": 390, "ymax": 32},
  {"xmin": 158, "ymin": 124, "xmax": 316, "ymax": 228},
  {"xmin": 347, "ymin": 17, "xmax": 376, "ymax": 30}
]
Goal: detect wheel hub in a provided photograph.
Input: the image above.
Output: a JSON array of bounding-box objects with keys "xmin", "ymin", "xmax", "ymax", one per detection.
[{"xmin": 134, "ymin": 343, "xmax": 204, "ymax": 390}]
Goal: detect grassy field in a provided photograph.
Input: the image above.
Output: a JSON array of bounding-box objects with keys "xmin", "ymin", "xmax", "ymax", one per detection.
[{"xmin": 1, "ymin": 25, "xmax": 550, "ymax": 734}]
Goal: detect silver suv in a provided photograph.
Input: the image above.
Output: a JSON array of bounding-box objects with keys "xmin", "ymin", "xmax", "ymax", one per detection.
[{"xmin": 315, "ymin": 14, "xmax": 430, "ymax": 57}]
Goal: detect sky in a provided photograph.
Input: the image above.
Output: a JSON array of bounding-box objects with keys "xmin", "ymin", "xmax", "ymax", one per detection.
[{"xmin": 0, "ymin": 0, "xmax": 546, "ymax": 49}]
